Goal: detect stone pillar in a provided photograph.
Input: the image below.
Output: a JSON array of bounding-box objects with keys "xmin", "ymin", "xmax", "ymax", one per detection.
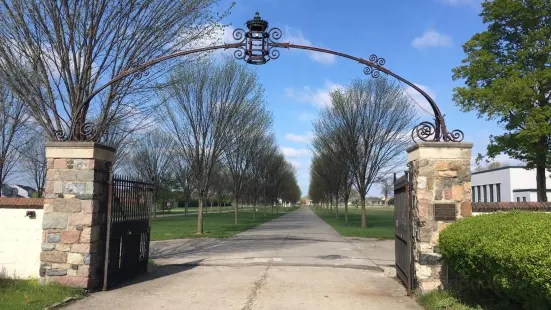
[
  {"xmin": 407, "ymin": 142, "xmax": 473, "ymax": 293},
  {"xmin": 40, "ymin": 142, "xmax": 114, "ymax": 289}
]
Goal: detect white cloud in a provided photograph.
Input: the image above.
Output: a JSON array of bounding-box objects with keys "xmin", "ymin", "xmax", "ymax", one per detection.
[
  {"xmin": 469, "ymin": 130, "xmax": 524, "ymax": 167},
  {"xmin": 403, "ymin": 83, "xmax": 438, "ymax": 115},
  {"xmin": 288, "ymin": 159, "xmax": 303, "ymax": 169},
  {"xmin": 282, "ymin": 147, "xmax": 311, "ymax": 158},
  {"xmin": 284, "ymin": 132, "xmax": 314, "ymax": 143},
  {"xmin": 412, "ymin": 30, "xmax": 453, "ymax": 48},
  {"xmin": 285, "ymin": 80, "xmax": 344, "ymax": 108},
  {"xmin": 180, "ymin": 24, "xmax": 236, "ymax": 58},
  {"xmin": 284, "ymin": 27, "xmax": 336, "ymax": 64},
  {"xmin": 440, "ymin": 0, "xmax": 481, "ymax": 6},
  {"xmin": 298, "ymin": 112, "xmax": 316, "ymax": 122}
]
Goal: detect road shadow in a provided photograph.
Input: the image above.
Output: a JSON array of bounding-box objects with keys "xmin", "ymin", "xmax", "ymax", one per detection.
[
  {"xmin": 104, "ymin": 259, "xmax": 204, "ymax": 291},
  {"xmin": 150, "ymin": 234, "xmax": 352, "ymax": 260}
]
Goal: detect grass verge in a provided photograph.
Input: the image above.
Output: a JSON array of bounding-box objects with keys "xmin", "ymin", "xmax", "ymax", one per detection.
[
  {"xmin": 312, "ymin": 206, "xmax": 394, "ymax": 239},
  {"xmin": 151, "ymin": 206, "xmax": 298, "ymax": 241},
  {"xmin": 0, "ymin": 279, "xmax": 85, "ymax": 310},
  {"xmin": 417, "ymin": 290, "xmax": 480, "ymax": 310}
]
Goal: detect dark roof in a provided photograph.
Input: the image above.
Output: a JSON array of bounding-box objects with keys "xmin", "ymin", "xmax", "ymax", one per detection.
[
  {"xmin": 0, "ymin": 198, "xmax": 44, "ymax": 209},
  {"xmin": 471, "ymin": 165, "xmax": 526, "ymax": 175},
  {"xmin": 513, "ymin": 188, "xmax": 551, "ymax": 192},
  {"xmin": 472, "ymin": 202, "xmax": 551, "ymax": 212}
]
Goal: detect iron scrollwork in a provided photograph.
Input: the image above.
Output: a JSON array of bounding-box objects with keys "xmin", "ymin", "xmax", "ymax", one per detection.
[
  {"xmin": 130, "ymin": 57, "xmax": 150, "ymax": 79},
  {"xmin": 72, "ymin": 12, "xmax": 463, "ymax": 144},
  {"xmin": 412, "ymin": 121, "xmax": 464, "ymax": 142},
  {"xmin": 266, "ymin": 28, "xmax": 282, "ymax": 61},
  {"xmin": 363, "ymin": 54, "xmax": 386, "ymax": 78},
  {"xmin": 232, "ymin": 28, "xmax": 247, "ymax": 61},
  {"xmin": 229, "ymin": 12, "xmax": 282, "ymax": 65},
  {"xmin": 54, "ymin": 122, "xmax": 98, "ymax": 142},
  {"xmin": 444, "ymin": 129, "xmax": 465, "ymax": 142}
]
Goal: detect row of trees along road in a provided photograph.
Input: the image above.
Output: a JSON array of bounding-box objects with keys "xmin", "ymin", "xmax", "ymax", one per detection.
[
  {"xmin": 309, "ymin": 77, "xmax": 416, "ymax": 228},
  {"xmin": 0, "ymin": 0, "xmax": 233, "ymax": 197},
  {"xmin": 0, "ymin": 1, "xmax": 301, "ymax": 234},
  {"xmin": 123, "ymin": 59, "xmax": 301, "ymax": 234}
]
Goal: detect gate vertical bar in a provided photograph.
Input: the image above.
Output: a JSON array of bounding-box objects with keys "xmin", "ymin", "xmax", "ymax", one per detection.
[
  {"xmin": 406, "ymin": 170, "xmax": 413, "ymax": 295},
  {"xmin": 394, "ymin": 170, "xmax": 413, "ymax": 295},
  {"xmin": 102, "ymin": 165, "xmax": 114, "ymax": 291}
]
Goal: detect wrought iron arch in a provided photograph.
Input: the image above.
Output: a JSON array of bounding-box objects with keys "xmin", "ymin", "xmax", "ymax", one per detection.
[{"xmin": 66, "ymin": 12, "xmax": 463, "ymax": 143}]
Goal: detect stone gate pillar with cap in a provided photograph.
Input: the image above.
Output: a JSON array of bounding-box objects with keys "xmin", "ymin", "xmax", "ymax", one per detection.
[
  {"xmin": 40, "ymin": 142, "xmax": 114, "ymax": 288},
  {"xmin": 407, "ymin": 142, "xmax": 473, "ymax": 293}
]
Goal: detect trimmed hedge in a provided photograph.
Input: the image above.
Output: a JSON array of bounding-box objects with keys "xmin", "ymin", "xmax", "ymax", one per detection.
[{"xmin": 439, "ymin": 212, "xmax": 551, "ymax": 309}]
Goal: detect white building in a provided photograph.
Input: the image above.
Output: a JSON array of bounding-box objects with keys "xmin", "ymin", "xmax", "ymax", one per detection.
[{"xmin": 471, "ymin": 166, "xmax": 551, "ymax": 202}]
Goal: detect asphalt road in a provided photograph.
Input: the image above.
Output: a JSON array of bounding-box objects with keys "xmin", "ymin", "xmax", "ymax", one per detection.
[{"xmin": 66, "ymin": 207, "xmax": 420, "ymax": 310}]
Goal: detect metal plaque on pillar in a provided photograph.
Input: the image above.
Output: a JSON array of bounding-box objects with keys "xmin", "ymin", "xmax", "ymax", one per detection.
[{"xmin": 434, "ymin": 204, "xmax": 456, "ymax": 221}]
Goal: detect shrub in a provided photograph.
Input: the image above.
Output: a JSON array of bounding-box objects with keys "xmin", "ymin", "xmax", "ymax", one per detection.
[{"xmin": 439, "ymin": 211, "xmax": 551, "ymax": 309}]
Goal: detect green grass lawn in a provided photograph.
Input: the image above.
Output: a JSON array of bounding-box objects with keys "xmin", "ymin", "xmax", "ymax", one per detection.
[
  {"xmin": 151, "ymin": 206, "xmax": 298, "ymax": 241},
  {"xmin": 417, "ymin": 290, "xmax": 478, "ymax": 310},
  {"xmin": 418, "ymin": 288, "xmax": 526, "ymax": 310},
  {"xmin": 0, "ymin": 279, "xmax": 85, "ymax": 310},
  {"xmin": 155, "ymin": 206, "xmax": 236, "ymax": 214},
  {"xmin": 312, "ymin": 206, "xmax": 394, "ymax": 239}
]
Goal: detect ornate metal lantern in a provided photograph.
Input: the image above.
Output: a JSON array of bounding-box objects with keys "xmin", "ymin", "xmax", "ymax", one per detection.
[
  {"xmin": 245, "ymin": 12, "xmax": 269, "ymax": 65},
  {"xmin": 234, "ymin": 12, "xmax": 282, "ymax": 65}
]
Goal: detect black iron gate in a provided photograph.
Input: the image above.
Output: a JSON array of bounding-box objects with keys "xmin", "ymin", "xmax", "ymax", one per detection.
[
  {"xmin": 103, "ymin": 174, "xmax": 153, "ymax": 290},
  {"xmin": 394, "ymin": 172, "xmax": 413, "ymax": 295}
]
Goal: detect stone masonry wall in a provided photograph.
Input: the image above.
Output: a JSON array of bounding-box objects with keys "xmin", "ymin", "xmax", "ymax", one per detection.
[
  {"xmin": 408, "ymin": 142, "xmax": 472, "ymax": 293},
  {"xmin": 41, "ymin": 143, "xmax": 113, "ymax": 289}
]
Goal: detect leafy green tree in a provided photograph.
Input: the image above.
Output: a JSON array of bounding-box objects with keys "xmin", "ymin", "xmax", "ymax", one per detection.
[{"xmin": 452, "ymin": 0, "xmax": 551, "ymax": 201}]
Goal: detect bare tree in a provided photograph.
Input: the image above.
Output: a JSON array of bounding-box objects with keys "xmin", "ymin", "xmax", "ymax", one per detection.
[
  {"xmin": 379, "ymin": 177, "xmax": 393, "ymax": 207},
  {"xmin": 314, "ymin": 77, "xmax": 416, "ymax": 228},
  {"xmin": 224, "ymin": 106, "xmax": 272, "ymax": 224},
  {"xmin": 127, "ymin": 129, "xmax": 175, "ymax": 214},
  {"xmin": 263, "ymin": 151, "xmax": 286, "ymax": 216},
  {"xmin": 210, "ymin": 163, "xmax": 230, "ymax": 214},
  {"xmin": 312, "ymin": 130, "xmax": 351, "ymax": 219},
  {"xmin": 337, "ymin": 167, "xmax": 354, "ymax": 223},
  {"xmin": 162, "ymin": 58, "xmax": 265, "ymax": 234},
  {"xmin": 248, "ymin": 134, "xmax": 277, "ymax": 220},
  {"xmin": 0, "ymin": 84, "xmax": 29, "ymax": 196},
  {"xmin": 173, "ymin": 153, "xmax": 194, "ymax": 216},
  {"xmin": 20, "ymin": 135, "xmax": 47, "ymax": 197},
  {"xmin": 0, "ymin": 0, "xmax": 229, "ymax": 141}
]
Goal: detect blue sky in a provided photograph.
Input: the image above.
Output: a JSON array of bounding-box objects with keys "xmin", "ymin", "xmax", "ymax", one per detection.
[
  {"xmin": 7, "ymin": 0, "xmax": 516, "ymax": 196},
  {"xmin": 212, "ymin": 0, "xmax": 517, "ymax": 197}
]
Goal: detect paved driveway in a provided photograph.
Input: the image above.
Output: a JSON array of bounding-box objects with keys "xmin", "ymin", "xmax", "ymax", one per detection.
[{"xmin": 66, "ymin": 207, "xmax": 420, "ymax": 310}]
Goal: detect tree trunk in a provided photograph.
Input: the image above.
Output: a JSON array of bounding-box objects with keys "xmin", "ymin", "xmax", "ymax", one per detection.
[
  {"xmin": 344, "ymin": 196, "xmax": 349, "ymax": 224},
  {"xmin": 384, "ymin": 194, "xmax": 388, "ymax": 206},
  {"xmin": 330, "ymin": 197, "xmax": 333, "ymax": 214},
  {"xmin": 197, "ymin": 197, "xmax": 204, "ymax": 234},
  {"xmin": 218, "ymin": 200, "xmax": 221, "ymax": 213},
  {"xmin": 271, "ymin": 202, "xmax": 274, "ymax": 216},
  {"xmin": 253, "ymin": 199, "xmax": 256, "ymax": 221},
  {"xmin": 210, "ymin": 200, "xmax": 213, "ymax": 213},
  {"xmin": 185, "ymin": 201, "xmax": 188, "ymax": 215},
  {"xmin": 335, "ymin": 195, "xmax": 339, "ymax": 219},
  {"xmin": 360, "ymin": 195, "xmax": 367, "ymax": 229},
  {"xmin": 234, "ymin": 198, "xmax": 239, "ymax": 224},
  {"xmin": 537, "ymin": 164, "xmax": 548, "ymax": 202}
]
